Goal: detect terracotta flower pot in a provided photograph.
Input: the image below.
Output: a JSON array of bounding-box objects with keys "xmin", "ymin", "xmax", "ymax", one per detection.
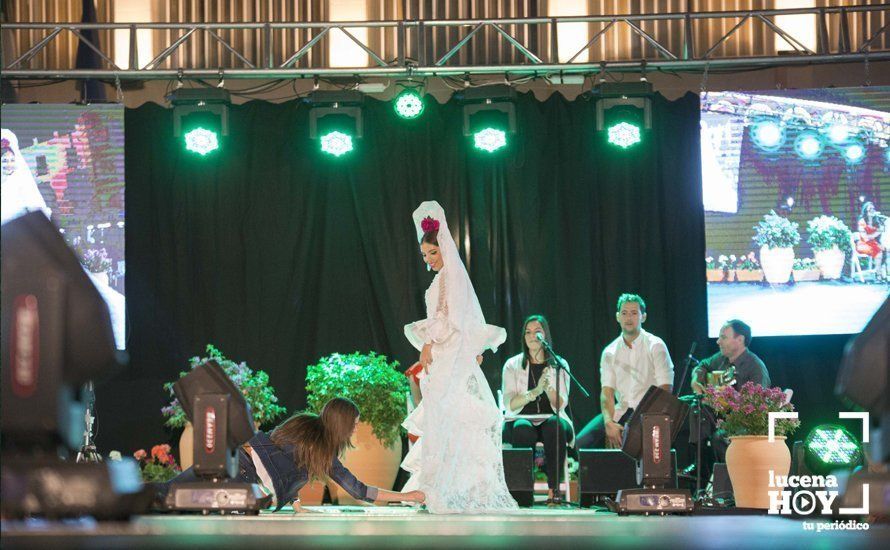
[
  {"xmin": 179, "ymin": 422, "xmax": 194, "ymax": 470},
  {"xmin": 814, "ymin": 246, "xmax": 844, "ymax": 280},
  {"xmin": 298, "ymin": 480, "xmax": 327, "ymax": 506},
  {"xmin": 706, "ymin": 268, "xmax": 725, "ymax": 282},
  {"xmin": 726, "ymin": 435, "xmax": 790, "ymax": 509},
  {"xmin": 760, "ymin": 246, "xmax": 794, "ymax": 284},
  {"xmin": 734, "ymin": 269, "xmax": 764, "ymax": 282},
  {"xmin": 328, "ymin": 421, "xmax": 402, "ymax": 505}
]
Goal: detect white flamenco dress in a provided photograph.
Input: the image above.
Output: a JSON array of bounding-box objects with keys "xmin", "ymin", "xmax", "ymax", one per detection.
[
  {"xmin": 1, "ymin": 128, "xmax": 50, "ymax": 225},
  {"xmin": 400, "ymin": 201, "xmax": 518, "ymax": 514}
]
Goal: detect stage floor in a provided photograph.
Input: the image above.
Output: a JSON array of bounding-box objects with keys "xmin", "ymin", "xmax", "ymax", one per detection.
[{"xmin": 2, "ymin": 506, "xmax": 887, "ymax": 549}]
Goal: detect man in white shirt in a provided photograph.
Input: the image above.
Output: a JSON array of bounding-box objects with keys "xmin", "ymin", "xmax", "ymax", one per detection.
[{"xmin": 576, "ymin": 294, "xmax": 674, "ymax": 449}]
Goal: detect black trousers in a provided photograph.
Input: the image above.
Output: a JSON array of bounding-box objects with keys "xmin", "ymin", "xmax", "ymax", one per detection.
[{"xmin": 503, "ymin": 416, "xmax": 573, "ymax": 490}]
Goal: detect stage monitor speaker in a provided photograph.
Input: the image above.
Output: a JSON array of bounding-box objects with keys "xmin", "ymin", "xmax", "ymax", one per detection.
[
  {"xmin": 503, "ymin": 448, "xmax": 534, "ymax": 507},
  {"xmin": 579, "ymin": 449, "xmax": 678, "ymax": 507},
  {"xmin": 712, "ymin": 463, "xmax": 733, "ymax": 499}
]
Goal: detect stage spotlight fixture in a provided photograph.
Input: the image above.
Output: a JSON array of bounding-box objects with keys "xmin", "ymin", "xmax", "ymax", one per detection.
[
  {"xmin": 607, "ymin": 122, "xmax": 642, "ymax": 149},
  {"xmin": 750, "ymin": 119, "xmax": 785, "ymax": 151},
  {"xmin": 320, "ymin": 131, "xmax": 354, "ymax": 157},
  {"xmin": 461, "ymin": 85, "xmax": 516, "ymax": 154},
  {"xmin": 169, "ymin": 88, "xmax": 230, "ymax": 156},
  {"xmin": 184, "ymin": 128, "xmax": 220, "ymax": 156},
  {"xmin": 473, "ymin": 127, "xmax": 507, "ymax": 153},
  {"xmin": 827, "ymin": 123, "xmax": 851, "ymax": 144},
  {"xmin": 593, "ymin": 82, "xmax": 653, "ymax": 142},
  {"xmin": 306, "ymin": 91, "xmax": 363, "ymax": 158},
  {"xmin": 803, "ymin": 425, "xmax": 862, "ymax": 475},
  {"xmin": 844, "ymin": 143, "xmax": 866, "ymax": 164},
  {"xmin": 394, "ymin": 89, "xmax": 424, "ymax": 120},
  {"xmin": 794, "ymin": 132, "xmax": 823, "ymax": 160}
]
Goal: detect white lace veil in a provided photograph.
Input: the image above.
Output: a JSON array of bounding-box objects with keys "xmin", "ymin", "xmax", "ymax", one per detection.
[
  {"xmin": 412, "ymin": 201, "xmax": 490, "ymax": 344},
  {"xmin": 1, "ymin": 128, "xmax": 48, "ymax": 224}
]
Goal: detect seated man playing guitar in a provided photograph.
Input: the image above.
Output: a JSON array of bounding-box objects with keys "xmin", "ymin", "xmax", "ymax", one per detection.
[{"xmin": 689, "ymin": 319, "xmax": 771, "ymax": 474}]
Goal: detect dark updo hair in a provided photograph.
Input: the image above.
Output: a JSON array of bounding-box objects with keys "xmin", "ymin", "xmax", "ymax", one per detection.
[{"xmin": 421, "ymin": 229, "xmax": 438, "ymax": 246}]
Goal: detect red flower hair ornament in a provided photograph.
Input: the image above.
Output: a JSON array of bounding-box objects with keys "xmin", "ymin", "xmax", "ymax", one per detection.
[{"xmin": 421, "ymin": 216, "xmax": 440, "ymax": 233}]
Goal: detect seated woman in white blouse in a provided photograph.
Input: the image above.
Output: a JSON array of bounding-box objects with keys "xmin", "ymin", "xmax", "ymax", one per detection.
[{"xmin": 501, "ymin": 315, "xmax": 573, "ymax": 503}]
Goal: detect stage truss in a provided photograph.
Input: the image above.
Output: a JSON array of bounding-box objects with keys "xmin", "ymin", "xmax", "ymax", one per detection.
[{"xmin": 1, "ymin": 4, "xmax": 889, "ymax": 80}]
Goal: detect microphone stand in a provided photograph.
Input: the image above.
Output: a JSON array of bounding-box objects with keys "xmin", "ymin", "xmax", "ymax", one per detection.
[
  {"xmin": 676, "ymin": 343, "xmax": 706, "ymax": 500},
  {"xmin": 538, "ymin": 337, "xmax": 590, "ymax": 506}
]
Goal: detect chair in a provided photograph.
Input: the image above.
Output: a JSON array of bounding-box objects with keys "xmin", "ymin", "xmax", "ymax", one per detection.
[
  {"xmin": 497, "ymin": 390, "xmax": 573, "ymax": 502},
  {"xmin": 850, "ymin": 233, "xmax": 875, "ymax": 283}
]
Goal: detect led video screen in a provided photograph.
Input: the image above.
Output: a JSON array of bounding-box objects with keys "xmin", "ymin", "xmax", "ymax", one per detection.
[
  {"xmin": 2, "ymin": 104, "xmax": 125, "ymax": 349},
  {"xmin": 701, "ymin": 88, "xmax": 889, "ymax": 337}
]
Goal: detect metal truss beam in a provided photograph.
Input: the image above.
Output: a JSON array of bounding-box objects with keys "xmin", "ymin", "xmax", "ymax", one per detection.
[{"xmin": 1, "ymin": 5, "xmax": 888, "ymax": 80}]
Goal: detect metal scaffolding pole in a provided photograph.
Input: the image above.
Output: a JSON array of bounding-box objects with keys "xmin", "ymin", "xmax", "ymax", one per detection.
[{"xmin": 1, "ymin": 5, "xmax": 887, "ymax": 80}]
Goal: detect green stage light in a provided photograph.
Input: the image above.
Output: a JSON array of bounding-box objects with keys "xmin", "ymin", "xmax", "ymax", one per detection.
[
  {"xmin": 607, "ymin": 122, "xmax": 642, "ymax": 148},
  {"xmin": 320, "ymin": 131, "xmax": 354, "ymax": 157},
  {"xmin": 473, "ymin": 127, "xmax": 507, "ymax": 153},
  {"xmin": 804, "ymin": 425, "xmax": 862, "ymax": 474},
  {"xmin": 184, "ymin": 127, "xmax": 220, "ymax": 156},
  {"xmin": 394, "ymin": 90, "xmax": 424, "ymax": 119}
]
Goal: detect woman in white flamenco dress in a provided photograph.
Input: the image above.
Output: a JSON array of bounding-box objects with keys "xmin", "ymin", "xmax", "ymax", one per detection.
[{"xmin": 401, "ymin": 201, "xmax": 518, "ymax": 514}]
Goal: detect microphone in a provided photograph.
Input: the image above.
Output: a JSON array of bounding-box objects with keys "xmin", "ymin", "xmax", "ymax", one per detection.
[
  {"xmin": 686, "ymin": 342, "xmax": 700, "ymax": 365},
  {"xmin": 535, "ymin": 332, "xmax": 546, "ymax": 343}
]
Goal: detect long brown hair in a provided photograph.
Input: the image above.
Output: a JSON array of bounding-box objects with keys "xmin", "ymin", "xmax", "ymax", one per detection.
[
  {"xmin": 521, "ymin": 314, "xmax": 553, "ymax": 366},
  {"xmin": 269, "ymin": 397, "xmax": 359, "ymax": 481}
]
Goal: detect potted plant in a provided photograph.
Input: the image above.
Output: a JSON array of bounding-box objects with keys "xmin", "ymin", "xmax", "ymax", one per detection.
[
  {"xmin": 806, "ymin": 215, "xmax": 853, "ymax": 280},
  {"xmin": 703, "ymin": 382, "xmax": 800, "ymax": 509},
  {"xmin": 133, "ymin": 444, "xmax": 182, "ymax": 483},
  {"xmin": 792, "ymin": 257, "xmax": 820, "ymax": 282},
  {"xmin": 306, "ymin": 351, "xmax": 408, "ymax": 504},
  {"xmin": 81, "ymin": 247, "xmax": 112, "ymax": 286},
  {"xmin": 753, "ymin": 210, "xmax": 800, "ymax": 284},
  {"xmin": 705, "ymin": 256, "xmax": 726, "ymax": 282},
  {"xmin": 162, "ymin": 344, "xmax": 287, "ymax": 469},
  {"xmin": 732, "ymin": 252, "xmax": 764, "ymax": 282}
]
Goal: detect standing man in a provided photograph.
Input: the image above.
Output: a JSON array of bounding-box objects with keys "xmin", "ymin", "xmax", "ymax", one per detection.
[{"xmin": 576, "ymin": 294, "xmax": 674, "ymax": 449}]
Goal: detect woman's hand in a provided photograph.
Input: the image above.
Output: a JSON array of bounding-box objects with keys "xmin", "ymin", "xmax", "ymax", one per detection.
[
  {"xmin": 534, "ymin": 367, "xmax": 553, "ymax": 396},
  {"xmin": 420, "ymin": 344, "xmax": 433, "ymax": 373},
  {"xmin": 402, "ymin": 490, "xmax": 426, "ymax": 504},
  {"xmin": 476, "ymin": 355, "xmax": 483, "ymax": 365}
]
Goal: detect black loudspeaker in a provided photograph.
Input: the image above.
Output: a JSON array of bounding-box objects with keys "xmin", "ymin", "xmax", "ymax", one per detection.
[
  {"xmin": 503, "ymin": 448, "xmax": 534, "ymax": 507},
  {"xmin": 712, "ymin": 463, "xmax": 734, "ymax": 499},
  {"xmin": 579, "ymin": 449, "xmax": 678, "ymax": 507}
]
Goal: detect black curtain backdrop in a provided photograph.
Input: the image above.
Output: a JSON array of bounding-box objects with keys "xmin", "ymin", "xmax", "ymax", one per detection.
[{"xmin": 98, "ymin": 91, "xmax": 849, "ymax": 458}]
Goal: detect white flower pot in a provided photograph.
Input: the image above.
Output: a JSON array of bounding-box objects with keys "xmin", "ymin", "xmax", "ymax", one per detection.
[
  {"xmin": 759, "ymin": 245, "xmax": 794, "ymax": 284},
  {"xmin": 90, "ymin": 271, "xmax": 109, "ymax": 287},
  {"xmin": 814, "ymin": 246, "xmax": 844, "ymax": 280}
]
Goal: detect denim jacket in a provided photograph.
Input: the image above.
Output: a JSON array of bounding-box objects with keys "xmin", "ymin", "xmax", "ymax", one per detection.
[{"xmin": 232, "ymin": 431, "xmax": 379, "ymax": 511}]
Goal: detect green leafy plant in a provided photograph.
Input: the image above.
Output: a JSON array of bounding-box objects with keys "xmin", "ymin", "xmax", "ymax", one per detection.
[
  {"xmin": 162, "ymin": 344, "xmax": 287, "ymax": 429},
  {"xmin": 806, "ymin": 215, "xmax": 853, "ymax": 253},
  {"xmin": 305, "ymin": 351, "xmax": 408, "ymax": 448},
  {"xmin": 753, "ymin": 210, "xmax": 801, "ymax": 249},
  {"xmin": 730, "ymin": 252, "xmax": 761, "ymax": 271},
  {"xmin": 703, "ymin": 382, "xmax": 800, "ymax": 438},
  {"xmin": 792, "ymin": 257, "xmax": 817, "ymax": 270}
]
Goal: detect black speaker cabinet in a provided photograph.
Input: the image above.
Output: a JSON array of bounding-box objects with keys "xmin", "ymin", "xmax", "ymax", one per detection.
[
  {"xmin": 579, "ymin": 449, "xmax": 678, "ymax": 507},
  {"xmin": 503, "ymin": 448, "xmax": 534, "ymax": 507}
]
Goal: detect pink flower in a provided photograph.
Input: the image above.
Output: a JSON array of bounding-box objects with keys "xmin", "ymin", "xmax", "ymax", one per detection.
[
  {"xmin": 134, "ymin": 449, "xmax": 147, "ymax": 461},
  {"xmin": 421, "ymin": 217, "xmax": 440, "ymax": 233}
]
